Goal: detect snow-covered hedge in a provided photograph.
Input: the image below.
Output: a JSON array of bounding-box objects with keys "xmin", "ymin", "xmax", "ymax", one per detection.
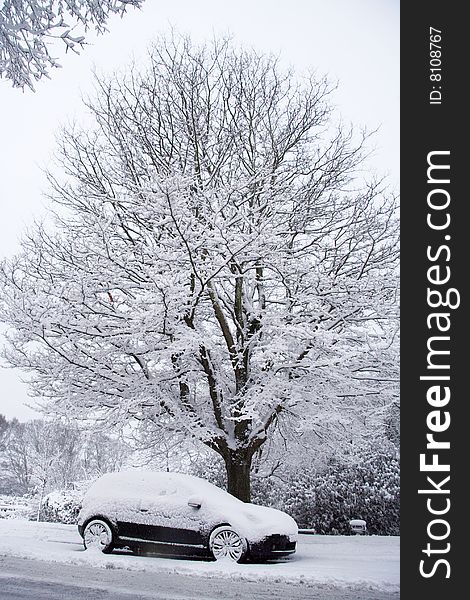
[
  {"xmin": 252, "ymin": 449, "xmax": 400, "ymax": 536},
  {"xmin": 192, "ymin": 447, "xmax": 399, "ymax": 536},
  {"xmin": 40, "ymin": 489, "xmax": 84, "ymax": 524}
]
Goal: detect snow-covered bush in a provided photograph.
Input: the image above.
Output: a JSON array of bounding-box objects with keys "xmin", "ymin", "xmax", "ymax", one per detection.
[
  {"xmin": 40, "ymin": 489, "xmax": 84, "ymax": 524},
  {"xmin": 251, "ymin": 448, "xmax": 400, "ymax": 536}
]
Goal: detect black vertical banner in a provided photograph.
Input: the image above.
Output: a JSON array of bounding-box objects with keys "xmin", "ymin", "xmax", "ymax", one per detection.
[{"xmin": 401, "ymin": 3, "xmax": 466, "ymax": 598}]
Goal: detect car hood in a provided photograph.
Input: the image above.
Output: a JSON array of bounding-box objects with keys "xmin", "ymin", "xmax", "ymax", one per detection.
[{"xmin": 222, "ymin": 502, "xmax": 298, "ymax": 541}]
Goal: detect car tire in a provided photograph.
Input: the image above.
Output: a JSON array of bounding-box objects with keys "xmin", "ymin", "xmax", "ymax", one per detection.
[
  {"xmin": 209, "ymin": 526, "xmax": 247, "ymax": 562},
  {"xmin": 83, "ymin": 518, "xmax": 114, "ymax": 554}
]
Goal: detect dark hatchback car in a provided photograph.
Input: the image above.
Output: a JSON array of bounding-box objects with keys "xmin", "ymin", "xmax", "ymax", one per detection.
[{"xmin": 78, "ymin": 471, "xmax": 298, "ymax": 562}]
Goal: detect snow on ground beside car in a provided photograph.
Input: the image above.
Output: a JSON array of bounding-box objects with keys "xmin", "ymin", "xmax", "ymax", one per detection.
[{"xmin": 0, "ymin": 520, "xmax": 399, "ymax": 592}]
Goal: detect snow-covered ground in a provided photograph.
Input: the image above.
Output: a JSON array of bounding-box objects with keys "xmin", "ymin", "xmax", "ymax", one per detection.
[
  {"xmin": 0, "ymin": 520, "xmax": 399, "ymax": 593},
  {"xmin": 0, "ymin": 520, "xmax": 399, "ymax": 591}
]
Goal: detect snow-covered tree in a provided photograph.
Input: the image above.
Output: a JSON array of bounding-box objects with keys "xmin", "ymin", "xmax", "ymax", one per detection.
[
  {"xmin": 0, "ymin": 419, "xmax": 81, "ymax": 503},
  {"xmin": 25, "ymin": 420, "xmax": 82, "ymax": 519},
  {"xmin": 0, "ymin": 414, "xmax": 8, "ymax": 447},
  {"xmin": 0, "ymin": 419, "xmax": 31, "ymax": 494},
  {"xmin": 0, "ymin": 0, "xmax": 143, "ymax": 89},
  {"xmin": 0, "ymin": 36, "xmax": 399, "ymax": 501},
  {"xmin": 80, "ymin": 430, "xmax": 127, "ymax": 477},
  {"xmin": 0, "ymin": 415, "xmax": 127, "ymax": 496}
]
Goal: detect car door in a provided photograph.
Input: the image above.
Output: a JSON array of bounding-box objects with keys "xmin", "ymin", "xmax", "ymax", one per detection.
[
  {"xmin": 138, "ymin": 483, "xmax": 208, "ymax": 550},
  {"xmin": 115, "ymin": 482, "xmax": 171, "ymax": 545},
  {"xmin": 114, "ymin": 491, "xmax": 149, "ymax": 542}
]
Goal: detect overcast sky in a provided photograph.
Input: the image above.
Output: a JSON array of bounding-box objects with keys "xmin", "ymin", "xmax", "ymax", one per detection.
[{"xmin": 0, "ymin": 0, "xmax": 399, "ymax": 421}]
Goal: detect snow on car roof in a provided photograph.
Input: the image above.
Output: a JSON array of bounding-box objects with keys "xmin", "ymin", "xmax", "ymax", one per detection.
[{"xmin": 87, "ymin": 470, "xmax": 241, "ymax": 503}]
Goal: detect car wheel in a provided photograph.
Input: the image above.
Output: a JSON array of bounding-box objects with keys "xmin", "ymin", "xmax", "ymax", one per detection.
[
  {"xmin": 209, "ymin": 526, "xmax": 247, "ymax": 562},
  {"xmin": 83, "ymin": 519, "xmax": 114, "ymax": 553}
]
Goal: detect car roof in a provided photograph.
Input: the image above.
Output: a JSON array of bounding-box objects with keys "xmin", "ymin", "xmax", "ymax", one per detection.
[{"xmin": 87, "ymin": 470, "xmax": 238, "ymax": 503}]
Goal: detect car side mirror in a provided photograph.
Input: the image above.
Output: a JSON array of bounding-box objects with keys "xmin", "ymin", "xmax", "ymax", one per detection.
[{"xmin": 188, "ymin": 496, "xmax": 203, "ymax": 509}]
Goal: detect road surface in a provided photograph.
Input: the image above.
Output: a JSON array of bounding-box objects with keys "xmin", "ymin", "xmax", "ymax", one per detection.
[{"xmin": 0, "ymin": 555, "xmax": 399, "ymax": 600}]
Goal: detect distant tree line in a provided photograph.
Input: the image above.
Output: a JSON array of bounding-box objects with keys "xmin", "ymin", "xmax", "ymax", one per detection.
[{"xmin": 0, "ymin": 414, "xmax": 127, "ymax": 497}]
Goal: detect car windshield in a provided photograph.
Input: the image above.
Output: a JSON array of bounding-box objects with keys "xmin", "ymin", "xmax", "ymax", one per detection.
[{"xmin": 169, "ymin": 473, "xmax": 243, "ymax": 506}]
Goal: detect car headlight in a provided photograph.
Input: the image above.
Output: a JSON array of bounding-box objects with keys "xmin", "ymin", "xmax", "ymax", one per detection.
[{"xmin": 289, "ymin": 534, "xmax": 298, "ymax": 542}]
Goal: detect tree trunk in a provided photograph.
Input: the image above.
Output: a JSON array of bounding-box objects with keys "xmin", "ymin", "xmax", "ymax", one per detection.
[{"xmin": 224, "ymin": 450, "xmax": 252, "ymax": 503}]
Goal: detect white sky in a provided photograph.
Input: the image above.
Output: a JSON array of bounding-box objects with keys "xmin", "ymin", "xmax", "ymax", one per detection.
[{"xmin": 0, "ymin": 0, "xmax": 399, "ymax": 421}]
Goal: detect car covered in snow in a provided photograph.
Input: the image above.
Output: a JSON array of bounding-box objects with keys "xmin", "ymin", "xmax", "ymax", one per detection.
[{"xmin": 77, "ymin": 471, "xmax": 298, "ymax": 562}]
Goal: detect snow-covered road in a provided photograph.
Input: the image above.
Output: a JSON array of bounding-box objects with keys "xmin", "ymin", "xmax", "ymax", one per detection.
[
  {"xmin": 0, "ymin": 520, "xmax": 399, "ymax": 598},
  {"xmin": 0, "ymin": 555, "xmax": 399, "ymax": 600}
]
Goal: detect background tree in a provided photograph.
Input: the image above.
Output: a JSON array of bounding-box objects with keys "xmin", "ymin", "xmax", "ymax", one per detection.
[
  {"xmin": 0, "ymin": 35, "xmax": 399, "ymax": 501},
  {"xmin": 0, "ymin": 419, "xmax": 81, "ymax": 501},
  {"xmin": 80, "ymin": 430, "xmax": 127, "ymax": 478},
  {"xmin": 0, "ymin": 415, "xmax": 127, "ymax": 497},
  {"xmin": 0, "ymin": 0, "xmax": 143, "ymax": 89},
  {"xmin": 0, "ymin": 413, "xmax": 8, "ymax": 447},
  {"xmin": 0, "ymin": 417, "xmax": 29, "ymax": 494}
]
